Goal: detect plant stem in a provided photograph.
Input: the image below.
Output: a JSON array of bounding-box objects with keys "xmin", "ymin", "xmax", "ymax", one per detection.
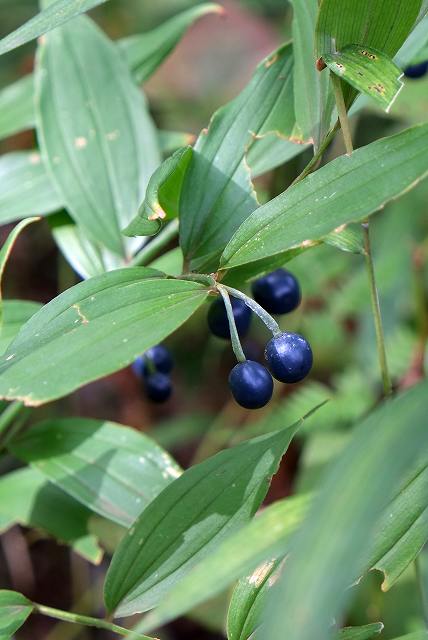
[
  {"xmin": 130, "ymin": 219, "xmax": 179, "ymax": 267},
  {"xmin": 217, "ymin": 286, "xmax": 246, "ymax": 363},
  {"xmin": 0, "ymin": 401, "xmax": 24, "ymax": 436},
  {"xmin": 331, "ymin": 73, "xmax": 354, "ymax": 155},
  {"xmin": 33, "ymin": 603, "xmax": 154, "ymax": 639},
  {"xmin": 292, "ymin": 121, "xmax": 340, "ymax": 185},
  {"xmin": 223, "ymin": 285, "xmax": 281, "ymax": 337},
  {"xmin": 331, "ymin": 71, "xmax": 392, "ymax": 397},
  {"xmin": 362, "ymin": 223, "xmax": 392, "ymax": 396}
]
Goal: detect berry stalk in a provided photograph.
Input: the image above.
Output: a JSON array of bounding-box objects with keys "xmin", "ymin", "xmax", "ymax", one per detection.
[
  {"xmin": 222, "ymin": 285, "xmax": 281, "ymax": 337},
  {"xmin": 217, "ymin": 286, "xmax": 246, "ymax": 363}
]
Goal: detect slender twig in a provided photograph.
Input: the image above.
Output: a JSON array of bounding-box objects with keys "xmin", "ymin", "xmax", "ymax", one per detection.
[
  {"xmin": 130, "ymin": 219, "xmax": 179, "ymax": 267},
  {"xmin": 331, "ymin": 73, "xmax": 354, "ymax": 155},
  {"xmin": 217, "ymin": 286, "xmax": 246, "ymax": 363},
  {"xmin": 223, "ymin": 285, "xmax": 281, "ymax": 337},
  {"xmin": 292, "ymin": 121, "xmax": 340, "ymax": 186},
  {"xmin": 33, "ymin": 603, "xmax": 154, "ymax": 640},
  {"xmin": 331, "ymin": 72, "xmax": 392, "ymax": 396}
]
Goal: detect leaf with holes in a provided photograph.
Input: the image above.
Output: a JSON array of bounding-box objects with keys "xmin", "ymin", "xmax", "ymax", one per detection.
[
  {"xmin": 35, "ymin": 15, "xmax": 160, "ymax": 256},
  {"xmin": 324, "ymin": 45, "xmax": 404, "ymax": 111},
  {"xmin": 0, "ymin": 270, "xmax": 208, "ymax": 405},
  {"xmin": 10, "ymin": 418, "xmax": 182, "ymax": 527},
  {"xmin": 104, "ymin": 421, "xmax": 302, "ymax": 617}
]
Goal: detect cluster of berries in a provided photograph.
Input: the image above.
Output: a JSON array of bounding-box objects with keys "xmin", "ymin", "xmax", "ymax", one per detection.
[
  {"xmin": 132, "ymin": 269, "xmax": 312, "ymax": 410},
  {"xmin": 404, "ymin": 61, "xmax": 428, "ymax": 79},
  {"xmin": 208, "ymin": 269, "xmax": 313, "ymax": 410},
  {"xmin": 132, "ymin": 345, "xmax": 174, "ymax": 403}
]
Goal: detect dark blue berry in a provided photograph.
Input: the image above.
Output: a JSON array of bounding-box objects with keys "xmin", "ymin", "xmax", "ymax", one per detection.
[
  {"xmin": 404, "ymin": 61, "xmax": 428, "ymax": 79},
  {"xmin": 132, "ymin": 344, "xmax": 173, "ymax": 378},
  {"xmin": 251, "ymin": 269, "xmax": 301, "ymax": 315},
  {"xmin": 207, "ymin": 297, "xmax": 252, "ymax": 340},
  {"xmin": 145, "ymin": 372, "xmax": 172, "ymax": 403},
  {"xmin": 229, "ymin": 360, "xmax": 273, "ymax": 409},
  {"xmin": 265, "ymin": 332, "xmax": 313, "ymax": 383}
]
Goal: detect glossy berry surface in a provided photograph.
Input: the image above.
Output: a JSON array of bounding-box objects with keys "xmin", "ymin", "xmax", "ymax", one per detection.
[
  {"xmin": 251, "ymin": 268, "xmax": 301, "ymax": 315},
  {"xmin": 145, "ymin": 372, "xmax": 172, "ymax": 403},
  {"xmin": 207, "ymin": 297, "xmax": 252, "ymax": 340},
  {"xmin": 229, "ymin": 360, "xmax": 273, "ymax": 409},
  {"xmin": 404, "ymin": 61, "xmax": 428, "ymax": 79},
  {"xmin": 132, "ymin": 344, "xmax": 173, "ymax": 378},
  {"xmin": 265, "ymin": 332, "xmax": 313, "ymax": 383}
]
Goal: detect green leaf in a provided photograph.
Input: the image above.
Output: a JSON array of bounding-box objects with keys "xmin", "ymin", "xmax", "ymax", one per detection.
[
  {"xmin": 390, "ymin": 635, "xmax": 428, "ymax": 640},
  {"xmin": 227, "ymin": 559, "xmax": 282, "ymax": 640},
  {"xmin": 179, "ymin": 44, "xmax": 298, "ymax": 272},
  {"xmin": 261, "ymin": 380, "xmax": 428, "ymax": 640},
  {"xmin": 134, "ymin": 494, "xmax": 310, "ymax": 633},
  {"xmin": 291, "ymin": 0, "xmax": 334, "ymax": 149},
  {"xmin": 324, "ymin": 225, "xmax": 365, "ymax": 255},
  {"xmin": 220, "ymin": 123, "xmax": 428, "ymax": 270},
  {"xmin": 0, "ymin": 76, "xmax": 34, "ymax": 140},
  {"xmin": 0, "ymin": 591, "xmax": 33, "ymax": 637},
  {"xmin": 396, "ymin": 14, "xmax": 428, "ymax": 67},
  {"xmin": 104, "ymin": 421, "xmax": 302, "ymax": 617},
  {"xmin": 0, "ymin": 467, "xmax": 102, "ymax": 563},
  {"xmin": 324, "ymin": 45, "xmax": 404, "ymax": 111},
  {"xmin": 0, "ymin": 300, "xmax": 42, "ymax": 355},
  {"xmin": 35, "ymin": 15, "xmax": 160, "ymax": 256},
  {"xmin": 119, "ymin": 3, "xmax": 222, "ymax": 83},
  {"xmin": 0, "ymin": 152, "xmax": 62, "ymax": 225},
  {"xmin": 248, "ymin": 136, "xmax": 309, "ymax": 178},
  {"xmin": 159, "ymin": 130, "xmax": 195, "ymax": 156},
  {"xmin": 369, "ymin": 461, "xmax": 428, "ymax": 590},
  {"xmin": 0, "ymin": 219, "xmax": 40, "ymax": 324},
  {"xmin": 124, "ymin": 146, "xmax": 193, "ymax": 237},
  {"xmin": 10, "ymin": 418, "xmax": 181, "ymax": 527},
  {"xmin": 49, "ymin": 212, "xmax": 120, "ymax": 280},
  {"xmin": 315, "ymin": 0, "xmax": 423, "ymax": 59},
  {"xmin": 0, "ymin": 270, "xmax": 208, "ymax": 406},
  {"xmin": 0, "ymin": 0, "xmax": 110, "ymax": 56},
  {"xmin": 339, "ymin": 625, "xmax": 384, "ymax": 640}
]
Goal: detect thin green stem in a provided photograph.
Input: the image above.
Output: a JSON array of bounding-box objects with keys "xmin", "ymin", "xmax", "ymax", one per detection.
[
  {"xmin": 363, "ymin": 223, "xmax": 392, "ymax": 396},
  {"xmin": 0, "ymin": 401, "xmax": 24, "ymax": 436},
  {"xmin": 217, "ymin": 286, "xmax": 246, "ymax": 363},
  {"xmin": 223, "ymin": 285, "xmax": 281, "ymax": 337},
  {"xmin": 292, "ymin": 120, "xmax": 340, "ymax": 186},
  {"xmin": 130, "ymin": 219, "xmax": 179, "ymax": 267},
  {"xmin": 331, "ymin": 71, "xmax": 392, "ymax": 397},
  {"xmin": 177, "ymin": 273, "xmax": 216, "ymax": 287},
  {"xmin": 33, "ymin": 603, "xmax": 154, "ymax": 639},
  {"xmin": 331, "ymin": 73, "xmax": 354, "ymax": 155}
]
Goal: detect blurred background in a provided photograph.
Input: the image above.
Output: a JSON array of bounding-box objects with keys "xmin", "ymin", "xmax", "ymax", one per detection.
[{"xmin": 0, "ymin": 1, "xmax": 427, "ymax": 638}]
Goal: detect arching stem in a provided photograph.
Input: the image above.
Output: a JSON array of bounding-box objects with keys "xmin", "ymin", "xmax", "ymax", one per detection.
[
  {"xmin": 217, "ymin": 285, "xmax": 246, "ymax": 363},
  {"xmin": 222, "ymin": 285, "xmax": 281, "ymax": 337}
]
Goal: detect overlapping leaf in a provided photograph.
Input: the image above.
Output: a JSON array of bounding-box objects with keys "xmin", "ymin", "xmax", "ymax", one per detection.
[
  {"xmin": 179, "ymin": 43, "xmax": 300, "ymax": 272},
  {"xmin": 262, "ymin": 380, "xmax": 428, "ymax": 640},
  {"xmin": 105, "ymin": 421, "xmax": 301, "ymax": 617},
  {"xmin": 0, "ymin": 301, "xmax": 42, "ymax": 355},
  {"xmin": 324, "ymin": 45, "xmax": 404, "ymax": 111},
  {"xmin": 0, "ymin": 270, "xmax": 208, "ymax": 405},
  {"xmin": 220, "ymin": 123, "xmax": 428, "ymax": 271},
  {"xmin": 0, "ymin": 152, "xmax": 62, "ymax": 225},
  {"xmin": 0, "ymin": 0, "xmax": 110, "ymax": 56},
  {"xmin": 10, "ymin": 418, "xmax": 181, "ymax": 526},
  {"xmin": 291, "ymin": 0, "xmax": 334, "ymax": 149},
  {"xmin": 0, "ymin": 468, "xmax": 102, "ymax": 563},
  {"xmin": 35, "ymin": 15, "xmax": 160, "ymax": 256}
]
